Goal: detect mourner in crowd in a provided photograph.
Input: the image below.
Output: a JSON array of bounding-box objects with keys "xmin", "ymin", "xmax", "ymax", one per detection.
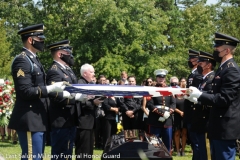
[
  {"xmin": 119, "ymin": 71, "xmax": 128, "ymax": 85},
  {"xmin": 76, "ymin": 64, "xmax": 103, "ymax": 160},
  {"xmin": 9, "ymin": 24, "xmax": 67, "ymax": 160},
  {"xmin": 119, "ymin": 76, "xmax": 142, "ymax": 130},
  {"xmin": 94, "ymin": 75, "xmax": 107, "ymax": 149},
  {"xmin": 147, "ymin": 69, "xmax": 176, "ymax": 153},
  {"xmin": 102, "ymin": 96, "xmax": 121, "ymax": 149},
  {"xmin": 173, "ymin": 77, "xmax": 187, "ymax": 156},
  {"xmin": 185, "ymin": 33, "xmax": 240, "ymax": 160}
]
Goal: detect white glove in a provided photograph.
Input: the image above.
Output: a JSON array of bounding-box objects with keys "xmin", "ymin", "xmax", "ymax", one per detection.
[
  {"xmin": 46, "ymin": 82, "xmax": 66, "ymax": 93},
  {"xmin": 75, "ymin": 93, "xmax": 88, "ymax": 102},
  {"xmin": 158, "ymin": 117, "xmax": 165, "ymax": 122},
  {"xmin": 184, "ymin": 95, "xmax": 198, "ymax": 103},
  {"xmin": 163, "ymin": 111, "xmax": 170, "ymax": 119},
  {"xmin": 63, "ymin": 91, "xmax": 74, "ymax": 99},
  {"xmin": 187, "ymin": 86, "xmax": 202, "ymax": 99}
]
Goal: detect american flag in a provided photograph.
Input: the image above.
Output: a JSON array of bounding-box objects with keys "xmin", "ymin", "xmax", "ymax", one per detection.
[{"xmin": 64, "ymin": 84, "xmax": 186, "ymax": 98}]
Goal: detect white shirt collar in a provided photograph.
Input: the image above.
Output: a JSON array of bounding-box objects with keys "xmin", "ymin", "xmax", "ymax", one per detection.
[
  {"xmin": 219, "ymin": 58, "xmax": 233, "ymax": 68},
  {"xmin": 53, "ymin": 60, "xmax": 66, "ymax": 69},
  {"xmin": 203, "ymin": 71, "xmax": 213, "ymax": 79},
  {"xmin": 23, "ymin": 47, "xmax": 36, "ymax": 57},
  {"xmin": 191, "ymin": 68, "xmax": 197, "ymax": 74}
]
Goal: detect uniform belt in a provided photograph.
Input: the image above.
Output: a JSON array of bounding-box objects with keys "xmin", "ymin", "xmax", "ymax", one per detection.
[{"xmin": 155, "ymin": 105, "xmax": 169, "ymax": 110}]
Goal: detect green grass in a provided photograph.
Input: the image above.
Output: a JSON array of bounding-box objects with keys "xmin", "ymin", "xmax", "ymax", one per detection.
[{"xmin": 0, "ymin": 139, "xmax": 240, "ymax": 160}]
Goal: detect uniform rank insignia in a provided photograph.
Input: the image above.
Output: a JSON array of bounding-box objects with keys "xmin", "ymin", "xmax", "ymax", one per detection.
[
  {"xmin": 17, "ymin": 69, "xmax": 25, "ymax": 77},
  {"xmin": 51, "ymin": 65, "xmax": 57, "ymax": 70},
  {"xmin": 209, "ymin": 75, "xmax": 214, "ymax": 80}
]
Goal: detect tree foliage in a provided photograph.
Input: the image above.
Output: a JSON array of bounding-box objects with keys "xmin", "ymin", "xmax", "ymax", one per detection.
[
  {"xmin": 0, "ymin": 21, "xmax": 13, "ymax": 79},
  {"xmin": 0, "ymin": 0, "xmax": 240, "ymax": 84}
]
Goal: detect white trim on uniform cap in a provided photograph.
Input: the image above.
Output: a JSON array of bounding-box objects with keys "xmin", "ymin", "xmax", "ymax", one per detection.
[{"xmin": 154, "ymin": 69, "xmax": 168, "ymax": 76}]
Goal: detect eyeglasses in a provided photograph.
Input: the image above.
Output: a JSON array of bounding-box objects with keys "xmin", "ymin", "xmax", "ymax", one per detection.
[{"xmin": 147, "ymin": 81, "xmax": 152, "ymax": 83}]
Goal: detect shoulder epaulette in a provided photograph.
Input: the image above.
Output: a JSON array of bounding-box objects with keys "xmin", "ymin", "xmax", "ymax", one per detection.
[
  {"xmin": 20, "ymin": 51, "xmax": 26, "ymax": 57},
  {"xmin": 209, "ymin": 75, "xmax": 214, "ymax": 81},
  {"xmin": 51, "ymin": 65, "xmax": 58, "ymax": 70},
  {"xmin": 227, "ymin": 62, "xmax": 235, "ymax": 68},
  {"xmin": 11, "ymin": 51, "xmax": 34, "ymax": 73}
]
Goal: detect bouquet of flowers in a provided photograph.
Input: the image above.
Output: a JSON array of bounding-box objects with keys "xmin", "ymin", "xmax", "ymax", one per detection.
[{"xmin": 0, "ymin": 79, "xmax": 15, "ymax": 126}]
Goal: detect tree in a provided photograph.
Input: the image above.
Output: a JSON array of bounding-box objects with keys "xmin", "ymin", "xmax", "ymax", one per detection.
[
  {"xmin": 39, "ymin": 0, "xmax": 170, "ymax": 82},
  {"xmin": 216, "ymin": 5, "xmax": 240, "ymax": 64},
  {"xmin": 0, "ymin": 20, "xmax": 13, "ymax": 79},
  {"xmin": 0, "ymin": 0, "xmax": 37, "ymax": 57}
]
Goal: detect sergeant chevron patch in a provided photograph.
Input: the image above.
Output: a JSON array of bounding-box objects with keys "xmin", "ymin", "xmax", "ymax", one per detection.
[{"xmin": 17, "ymin": 69, "xmax": 25, "ymax": 77}]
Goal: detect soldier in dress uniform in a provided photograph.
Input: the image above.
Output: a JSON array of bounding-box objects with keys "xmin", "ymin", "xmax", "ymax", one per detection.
[
  {"xmin": 46, "ymin": 40, "xmax": 84, "ymax": 160},
  {"xmin": 189, "ymin": 51, "xmax": 216, "ymax": 160},
  {"xmin": 146, "ymin": 69, "xmax": 176, "ymax": 153},
  {"xmin": 183, "ymin": 49, "xmax": 202, "ymax": 157},
  {"xmin": 186, "ymin": 33, "xmax": 240, "ymax": 160},
  {"xmin": 9, "ymin": 24, "xmax": 67, "ymax": 160}
]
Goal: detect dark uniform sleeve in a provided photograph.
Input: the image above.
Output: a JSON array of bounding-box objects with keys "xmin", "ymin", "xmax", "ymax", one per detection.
[
  {"xmin": 192, "ymin": 73, "xmax": 203, "ymax": 88},
  {"xmin": 12, "ymin": 55, "xmax": 48, "ymax": 100},
  {"xmin": 146, "ymin": 98, "xmax": 156, "ymax": 112},
  {"xmin": 199, "ymin": 67, "xmax": 240, "ymax": 107},
  {"xmin": 46, "ymin": 68, "xmax": 76, "ymax": 105}
]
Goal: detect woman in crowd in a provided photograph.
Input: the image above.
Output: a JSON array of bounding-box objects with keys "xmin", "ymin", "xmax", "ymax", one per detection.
[
  {"xmin": 142, "ymin": 77, "xmax": 154, "ymax": 133},
  {"xmin": 102, "ymin": 97, "xmax": 121, "ymax": 148},
  {"xmin": 173, "ymin": 77, "xmax": 187, "ymax": 156},
  {"xmin": 147, "ymin": 69, "xmax": 176, "ymax": 153}
]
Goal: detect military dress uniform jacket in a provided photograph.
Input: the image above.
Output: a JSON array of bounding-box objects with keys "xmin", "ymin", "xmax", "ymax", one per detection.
[
  {"xmin": 199, "ymin": 58, "xmax": 240, "ymax": 140},
  {"xmin": 190, "ymin": 71, "xmax": 215, "ymax": 133},
  {"xmin": 46, "ymin": 62, "xmax": 79, "ymax": 128},
  {"xmin": 9, "ymin": 48, "xmax": 49, "ymax": 132},
  {"xmin": 183, "ymin": 69, "xmax": 203, "ymax": 126},
  {"xmin": 77, "ymin": 77, "xmax": 96, "ymax": 129},
  {"xmin": 147, "ymin": 95, "xmax": 176, "ymax": 127}
]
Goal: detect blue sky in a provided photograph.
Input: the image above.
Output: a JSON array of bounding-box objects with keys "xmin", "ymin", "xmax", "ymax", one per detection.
[{"xmin": 207, "ymin": 0, "xmax": 218, "ymax": 5}]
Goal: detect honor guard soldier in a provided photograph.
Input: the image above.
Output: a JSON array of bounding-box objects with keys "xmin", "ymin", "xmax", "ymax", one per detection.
[
  {"xmin": 9, "ymin": 24, "xmax": 67, "ymax": 160},
  {"xmin": 46, "ymin": 40, "xmax": 84, "ymax": 160},
  {"xmin": 190, "ymin": 51, "xmax": 216, "ymax": 160},
  {"xmin": 183, "ymin": 49, "xmax": 202, "ymax": 156},
  {"xmin": 186, "ymin": 33, "xmax": 240, "ymax": 160},
  {"xmin": 147, "ymin": 69, "xmax": 176, "ymax": 153}
]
